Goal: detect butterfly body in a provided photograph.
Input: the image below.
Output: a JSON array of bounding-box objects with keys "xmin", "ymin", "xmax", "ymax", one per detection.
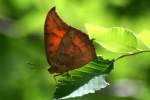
[{"xmin": 44, "ymin": 7, "xmax": 96, "ymax": 73}]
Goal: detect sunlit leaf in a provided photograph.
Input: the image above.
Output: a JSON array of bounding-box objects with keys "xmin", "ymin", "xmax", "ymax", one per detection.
[
  {"xmin": 85, "ymin": 24, "xmax": 137, "ymax": 53},
  {"xmin": 138, "ymin": 30, "xmax": 150, "ymax": 48},
  {"xmin": 54, "ymin": 56, "xmax": 114, "ymax": 99},
  {"xmin": 136, "ymin": 38, "xmax": 149, "ymax": 50}
]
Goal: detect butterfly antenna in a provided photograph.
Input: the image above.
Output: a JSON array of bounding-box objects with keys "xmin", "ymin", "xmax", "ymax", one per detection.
[{"xmin": 27, "ymin": 62, "xmax": 46, "ymax": 70}]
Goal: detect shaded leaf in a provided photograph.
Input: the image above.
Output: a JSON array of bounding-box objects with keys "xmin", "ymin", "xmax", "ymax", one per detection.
[
  {"xmin": 54, "ymin": 56, "xmax": 114, "ymax": 99},
  {"xmin": 61, "ymin": 75, "xmax": 109, "ymax": 99}
]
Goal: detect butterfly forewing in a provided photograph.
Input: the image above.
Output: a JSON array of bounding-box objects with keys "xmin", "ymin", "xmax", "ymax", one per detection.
[{"xmin": 44, "ymin": 7, "xmax": 69, "ymax": 65}]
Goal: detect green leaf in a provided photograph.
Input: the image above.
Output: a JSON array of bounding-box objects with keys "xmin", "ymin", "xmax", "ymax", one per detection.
[
  {"xmin": 136, "ymin": 38, "xmax": 149, "ymax": 50},
  {"xmin": 60, "ymin": 75, "xmax": 109, "ymax": 99},
  {"xmin": 93, "ymin": 42, "xmax": 119, "ymax": 59},
  {"xmin": 85, "ymin": 24, "xmax": 137, "ymax": 53},
  {"xmin": 138, "ymin": 30, "xmax": 150, "ymax": 48},
  {"xmin": 54, "ymin": 56, "xmax": 114, "ymax": 99}
]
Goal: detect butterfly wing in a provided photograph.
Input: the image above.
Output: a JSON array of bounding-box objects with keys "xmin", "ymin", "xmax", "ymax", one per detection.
[
  {"xmin": 44, "ymin": 7, "xmax": 69, "ymax": 66},
  {"xmin": 50, "ymin": 28, "xmax": 96, "ymax": 73},
  {"xmin": 45, "ymin": 7, "xmax": 96, "ymax": 73}
]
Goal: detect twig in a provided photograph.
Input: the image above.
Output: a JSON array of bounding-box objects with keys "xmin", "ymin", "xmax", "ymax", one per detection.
[{"xmin": 115, "ymin": 50, "xmax": 150, "ymax": 61}]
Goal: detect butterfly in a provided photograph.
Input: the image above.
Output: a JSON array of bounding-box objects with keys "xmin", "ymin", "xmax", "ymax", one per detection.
[{"xmin": 44, "ymin": 7, "xmax": 96, "ymax": 74}]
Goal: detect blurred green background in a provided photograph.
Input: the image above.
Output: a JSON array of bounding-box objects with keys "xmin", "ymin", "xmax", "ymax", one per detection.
[{"xmin": 0, "ymin": 0, "xmax": 150, "ymax": 100}]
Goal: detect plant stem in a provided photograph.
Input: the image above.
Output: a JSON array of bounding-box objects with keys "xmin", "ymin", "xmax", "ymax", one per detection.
[{"xmin": 115, "ymin": 50, "xmax": 150, "ymax": 61}]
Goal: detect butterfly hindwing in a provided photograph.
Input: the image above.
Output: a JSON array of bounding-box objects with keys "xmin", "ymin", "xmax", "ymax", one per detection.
[{"xmin": 51, "ymin": 28, "xmax": 96, "ymax": 73}]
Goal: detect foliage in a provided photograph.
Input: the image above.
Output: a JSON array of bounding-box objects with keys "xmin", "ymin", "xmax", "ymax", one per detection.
[
  {"xmin": 85, "ymin": 24, "xmax": 137, "ymax": 53},
  {"xmin": 53, "ymin": 24, "xmax": 150, "ymax": 99},
  {"xmin": 0, "ymin": 0, "xmax": 150, "ymax": 100},
  {"xmin": 54, "ymin": 56, "xmax": 113, "ymax": 99}
]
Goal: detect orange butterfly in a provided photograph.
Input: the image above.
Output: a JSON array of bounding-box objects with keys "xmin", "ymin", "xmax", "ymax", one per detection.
[{"xmin": 44, "ymin": 7, "xmax": 96, "ymax": 73}]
